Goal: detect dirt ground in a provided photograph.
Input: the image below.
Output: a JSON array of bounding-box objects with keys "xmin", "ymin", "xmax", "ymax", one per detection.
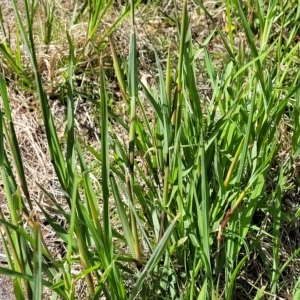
[{"xmin": 0, "ymin": 274, "xmax": 15, "ymax": 300}]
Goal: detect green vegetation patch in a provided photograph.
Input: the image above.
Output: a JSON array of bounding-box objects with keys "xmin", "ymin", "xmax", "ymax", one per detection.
[{"xmin": 0, "ymin": 0, "xmax": 300, "ymax": 299}]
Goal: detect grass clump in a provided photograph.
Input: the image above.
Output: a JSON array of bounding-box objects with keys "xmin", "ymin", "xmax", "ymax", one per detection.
[{"xmin": 0, "ymin": 0, "xmax": 300, "ymax": 299}]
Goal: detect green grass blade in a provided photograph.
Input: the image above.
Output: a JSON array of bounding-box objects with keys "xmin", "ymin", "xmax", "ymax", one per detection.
[
  {"xmin": 127, "ymin": 3, "xmax": 141, "ymax": 263},
  {"xmin": 293, "ymin": 276, "xmax": 300, "ymax": 299},
  {"xmin": 0, "ymin": 75, "xmax": 31, "ymax": 204},
  {"xmin": 33, "ymin": 224, "xmax": 42, "ymax": 300},
  {"xmin": 293, "ymin": 89, "xmax": 300, "ymax": 157},
  {"xmin": 109, "ymin": 37, "xmax": 129, "ymax": 108},
  {"xmin": 100, "ymin": 57, "xmax": 112, "ymax": 255},
  {"xmin": 233, "ymin": 0, "xmax": 265, "ymax": 97},
  {"xmin": 270, "ymin": 164, "xmax": 284, "ymax": 293},
  {"xmin": 129, "ymin": 215, "xmax": 179, "ymax": 300},
  {"xmin": 110, "ymin": 173, "xmax": 136, "ymax": 258},
  {"xmin": 66, "ymin": 32, "xmax": 75, "ymax": 181}
]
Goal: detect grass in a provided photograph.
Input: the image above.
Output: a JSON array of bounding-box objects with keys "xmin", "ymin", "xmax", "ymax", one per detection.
[{"xmin": 0, "ymin": 0, "xmax": 300, "ymax": 299}]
